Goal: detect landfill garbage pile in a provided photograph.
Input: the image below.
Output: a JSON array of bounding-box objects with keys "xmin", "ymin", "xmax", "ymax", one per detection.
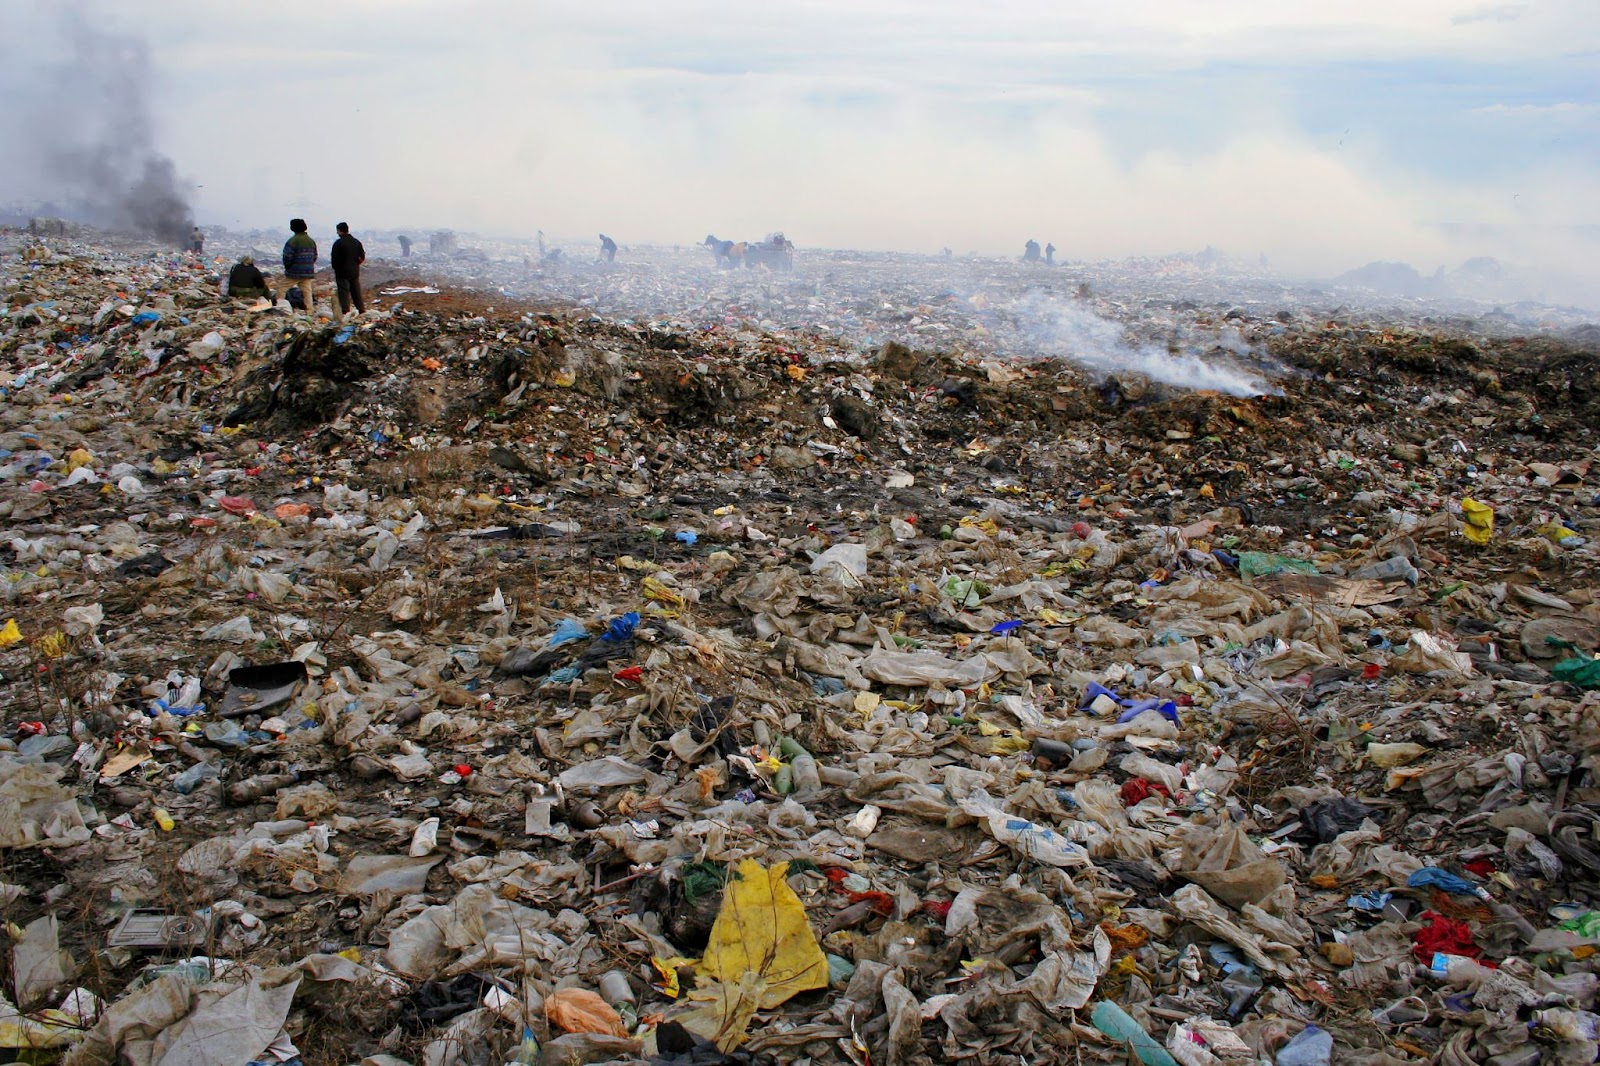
[{"xmin": 0, "ymin": 228, "xmax": 1598, "ymax": 1066}]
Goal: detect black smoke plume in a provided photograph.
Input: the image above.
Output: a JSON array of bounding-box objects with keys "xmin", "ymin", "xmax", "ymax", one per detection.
[{"xmin": 35, "ymin": 9, "xmax": 194, "ymax": 245}]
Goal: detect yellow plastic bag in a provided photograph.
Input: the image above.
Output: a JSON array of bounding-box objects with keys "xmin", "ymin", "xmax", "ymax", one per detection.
[
  {"xmin": 641, "ymin": 575, "xmax": 685, "ymax": 609},
  {"xmin": 0, "ymin": 619, "xmax": 21, "ymax": 648},
  {"xmin": 1460, "ymin": 498, "xmax": 1494, "ymax": 545},
  {"xmin": 680, "ymin": 859, "xmax": 829, "ymax": 1049},
  {"xmin": 700, "ymin": 859, "xmax": 828, "ymax": 1004}
]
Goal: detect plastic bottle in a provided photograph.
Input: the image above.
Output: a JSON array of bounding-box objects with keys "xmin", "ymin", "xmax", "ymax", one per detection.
[
  {"xmin": 226, "ymin": 771, "xmax": 299, "ymax": 805},
  {"xmin": 1090, "ymin": 1001, "xmax": 1179, "ymax": 1066},
  {"xmin": 1351, "ymin": 556, "xmax": 1420, "ymax": 584},
  {"xmin": 597, "ymin": 970, "xmax": 635, "ymax": 1009},
  {"xmin": 152, "ymin": 808, "xmax": 175, "ymax": 831},
  {"xmin": 410, "ymin": 817, "xmax": 440, "ymax": 856},
  {"xmin": 1276, "ymin": 1025, "xmax": 1333, "ymax": 1066},
  {"xmin": 173, "ymin": 761, "xmax": 220, "ymax": 795},
  {"xmin": 790, "ymin": 754, "xmax": 822, "ymax": 792},
  {"xmin": 1031, "ymin": 738, "xmax": 1075, "ymax": 765}
]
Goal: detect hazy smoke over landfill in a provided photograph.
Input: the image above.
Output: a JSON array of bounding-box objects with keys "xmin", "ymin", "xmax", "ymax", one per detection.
[
  {"xmin": 0, "ymin": 1, "xmax": 1595, "ymax": 304},
  {"xmin": 1011, "ymin": 296, "xmax": 1277, "ymax": 398},
  {"xmin": 9, "ymin": 8, "xmax": 194, "ymax": 245}
]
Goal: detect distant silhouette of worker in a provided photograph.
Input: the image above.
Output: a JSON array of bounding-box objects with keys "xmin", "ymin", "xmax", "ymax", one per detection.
[
  {"xmin": 397, "ymin": 234, "xmax": 412, "ymax": 258},
  {"xmin": 537, "ymin": 230, "xmax": 546, "ymax": 257},
  {"xmin": 1023, "ymin": 239, "xmax": 1040, "ymax": 263},
  {"xmin": 331, "ymin": 222, "xmax": 367, "ymax": 315},
  {"xmin": 1045, "ymin": 242, "xmax": 1056, "ymax": 266},
  {"xmin": 190, "ymin": 226, "xmax": 204, "ymax": 255},
  {"xmin": 226, "ymin": 255, "xmax": 269, "ymax": 300},
  {"xmin": 599, "ymin": 234, "xmax": 617, "ymax": 262},
  {"xmin": 276, "ymin": 218, "xmax": 317, "ymax": 313}
]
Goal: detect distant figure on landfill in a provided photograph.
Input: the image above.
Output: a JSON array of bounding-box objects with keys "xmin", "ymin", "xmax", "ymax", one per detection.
[
  {"xmin": 1022, "ymin": 239, "xmax": 1040, "ymax": 263},
  {"xmin": 331, "ymin": 222, "xmax": 367, "ymax": 315},
  {"xmin": 1045, "ymin": 242, "xmax": 1056, "ymax": 266},
  {"xmin": 598, "ymin": 234, "xmax": 617, "ymax": 262},
  {"xmin": 703, "ymin": 235, "xmax": 744, "ymax": 269},
  {"xmin": 397, "ymin": 234, "xmax": 412, "ymax": 258},
  {"xmin": 277, "ymin": 218, "xmax": 317, "ymax": 313},
  {"xmin": 537, "ymin": 230, "xmax": 546, "ymax": 257},
  {"xmin": 226, "ymin": 255, "xmax": 270, "ymax": 300},
  {"xmin": 190, "ymin": 226, "xmax": 204, "ymax": 255}
]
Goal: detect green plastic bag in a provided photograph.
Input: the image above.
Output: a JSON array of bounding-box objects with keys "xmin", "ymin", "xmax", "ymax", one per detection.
[
  {"xmin": 1237, "ymin": 551, "xmax": 1318, "ymax": 580},
  {"xmin": 943, "ymin": 575, "xmax": 989, "ymax": 608},
  {"xmin": 1551, "ymin": 654, "xmax": 1600, "ymax": 691},
  {"xmin": 1558, "ymin": 911, "xmax": 1600, "ymax": 938},
  {"xmin": 1546, "ymin": 637, "xmax": 1600, "ymax": 691}
]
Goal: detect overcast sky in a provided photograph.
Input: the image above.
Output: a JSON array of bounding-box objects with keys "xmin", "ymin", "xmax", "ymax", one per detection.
[{"xmin": 2, "ymin": 0, "xmax": 1597, "ymax": 288}]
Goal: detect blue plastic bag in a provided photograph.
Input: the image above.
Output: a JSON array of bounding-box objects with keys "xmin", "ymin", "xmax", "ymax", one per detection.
[
  {"xmin": 546, "ymin": 618, "xmax": 590, "ymax": 648},
  {"xmin": 1407, "ymin": 867, "xmax": 1483, "ymax": 897},
  {"xmin": 602, "ymin": 611, "xmax": 640, "ymax": 642}
]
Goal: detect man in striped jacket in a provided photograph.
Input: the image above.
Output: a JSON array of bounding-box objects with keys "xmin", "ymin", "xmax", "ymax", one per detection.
[{"xmin": 276, "ymin": 218, "xmax": 319, "ymax": 313}]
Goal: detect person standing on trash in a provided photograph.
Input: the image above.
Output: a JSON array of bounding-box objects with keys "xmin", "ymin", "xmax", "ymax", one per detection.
[
  {"xmin": 598, "ymin": 234, "xmax": 617, "ymax": 262},
  {"xmin": 1045, "ymin": 242, "xmax": 1056, "ymax": 266},
  {"xmin": 276, "ymin": 218, "xmax": 318, "ymax": 313},
  {"xmin": 1023, "ymin": 239, "xmax": 1040, "ymax": 262},
  {"xmin": 331, "ymin": 222, "xmax": 367, "ymax": 316},
  {"xmin": 226, "ymin": 255, "xmax": 270, "ymax": 300},
  {"xmin": 397, "ymin": 234, "xmax": 412, "ymax": 258},
  {"xmin": 190, "ymin": 225, "xmax": 204, "ymax": 255}
]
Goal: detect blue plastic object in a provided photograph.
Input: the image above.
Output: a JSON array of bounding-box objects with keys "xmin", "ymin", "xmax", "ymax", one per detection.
[
  {"xmin": 1081, "ymin": 681, "xmax": 1121, "ymax": 709},
  {"xmin": 1116, "ymin": 698, "xmax": 1180, "ymax": 725},
  {"xmin": 1408, "ymin": 867, "xmax": 1484, "ymax": 897},
  {"xmin": 602, "ymin": 611, "xmax": 640, "ymax": 642},
  {"xmin": 675, "ymin": 529, "xmax": 698, "ymax": 546},
  {"xmin": 1276, "ymin": 1025, "xmax": 1332, "ymax": 1066},
  {"xmin": 1346, "ymin": 891, "xmax": 1393, "ymax": 912},
  {"xmin": 333, "ymin": 325, "xmax": 355, "ymax": 345},
  {"xmin": 990, "ymin": 619, "xmax": 1023, "ymax": 635},
  {"xmin": 131, "ymin": 311, "xmax": 161, "ymax": 325},
  {"xmin": 811, "ymin": 675, "xmax": 847, "ymax": 696},
  {"xmin": 1344, "ymin": 883, "xmax": 1395, "ymax": 909},
  {"xmin": 546, "ymin": 618, "xmax": 590, "ymax": 648},
  {"xmin": 148, "ymin": 698, "xmax": 205, "ymax": 718}
]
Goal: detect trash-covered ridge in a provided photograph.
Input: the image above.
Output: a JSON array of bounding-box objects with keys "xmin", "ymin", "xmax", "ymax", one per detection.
[{"xmin": 1, "ymin": 232, "xmax": 1598, "ymax": 1066}]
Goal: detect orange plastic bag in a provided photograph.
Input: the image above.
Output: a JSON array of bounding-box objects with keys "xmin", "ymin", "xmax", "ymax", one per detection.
[{"xmin": 545, "ymin": 988, "xmax": 628, "ymax": 1038}]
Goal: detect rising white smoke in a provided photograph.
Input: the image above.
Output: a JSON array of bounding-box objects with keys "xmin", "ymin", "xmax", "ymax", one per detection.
[{"xmin": 1008, "ymin": 294, "xmax": 1278, "ymax": 397}]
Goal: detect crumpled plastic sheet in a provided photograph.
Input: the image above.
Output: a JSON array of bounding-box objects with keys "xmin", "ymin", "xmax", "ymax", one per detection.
[
  {"xmin": 65, "ymin": 965, "xmax": 300, "ymax": 1066},
  {"xmin": 0, "ymin": 757, "xmax": 91, "ymax": 849}
]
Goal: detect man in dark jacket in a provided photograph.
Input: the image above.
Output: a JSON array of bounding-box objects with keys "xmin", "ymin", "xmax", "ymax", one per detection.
[
  {"xmin": 277, "ymin": 218, "xmax": 318, "ymax": 312},
  {"xmin": 331, "ymin": 222, "xmax": 366, "ymax": 315},
  {"xmin": 226, "ymin": 255, "xmax": 270, "ymax": 300}
]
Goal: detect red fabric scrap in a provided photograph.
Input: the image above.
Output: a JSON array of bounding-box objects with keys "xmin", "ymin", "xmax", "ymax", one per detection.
[
  {"xmin": 1120, "ymin": 777, "xmax": 1172, "ymax": 807},
  {"xmin": 1412, "ymin": 910, "xmax": 1481, "ymax": 963},
  {"xmin": 847, "ymin": 891, "xmax": 896, "ymax": 916},
  {"xmin": 1461, "ymin": 858, "xmax": 1496, "ymax": 878},
  {"xmin": 822, "ymin": 867, "xmax": 851, "ymax": 886}
]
